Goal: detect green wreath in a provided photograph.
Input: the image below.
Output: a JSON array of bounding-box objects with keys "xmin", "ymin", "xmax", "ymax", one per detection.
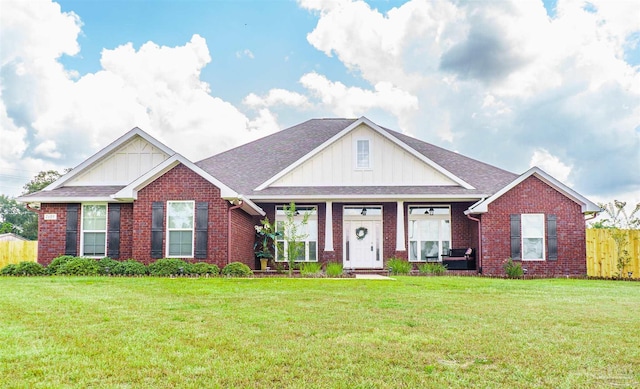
[{"xmin": 355, "ymin": 226, "xmax": 368, "ymax": 240}]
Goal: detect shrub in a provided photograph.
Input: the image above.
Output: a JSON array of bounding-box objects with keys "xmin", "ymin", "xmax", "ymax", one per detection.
[
  {"xmin": 113, "ymin": 260, "xmax": 148, "ymax": 276},
  {"xmin": 46, "ymin": 255, "xmax": 76, "ymax": 275},
  {"xmin": 503, "ymin": 258, "xmax": 524, "ymax": 279},
  {"xmin": 148, "ymin": 258, "xmax": 189, "ymax": 276},
  {"xmin": 56, "ymin": 257, "xmax": 100, "ymax": 276},
  {"xmin": 326, "ymin": 262, "xmax": 343, "ymax": 277},
  {"xmin": 98, "ymin": 257, "xmax": 120, "ymax": 275},
  {"xmin": 418, "ymin": 262, "xmax": 447, "ymax": 276},
  {"xmin": 188, "ymin": 262, "xmax": 220, "ymax": 276},
  {"xmin": 15, "ymin": 261, "xmax": 45, "ymax": 276},
  {"xmin": 387, "ymin": 258, "xmax": 412, "ymax": 275},
  {"xmin": 300, "ymin": 262, "xmax": 323, "ymax": 277},
  {"xmin": 1, "ymin": 264, "xmax": 18, "ymax": 276},
  {"xmin": 221, "ymin": 262, "xmax": 253, "ymax": 277}
]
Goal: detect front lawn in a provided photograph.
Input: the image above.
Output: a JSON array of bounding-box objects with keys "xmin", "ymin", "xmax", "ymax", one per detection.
[{"xmin": 0, "ymin": 276, "xmax": 638, "ymax": 388}]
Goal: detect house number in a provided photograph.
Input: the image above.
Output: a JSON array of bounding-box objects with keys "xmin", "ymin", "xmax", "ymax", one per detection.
[{"xmin": 44, "ymin": 214, "xmax": 57, "ymax": 221}]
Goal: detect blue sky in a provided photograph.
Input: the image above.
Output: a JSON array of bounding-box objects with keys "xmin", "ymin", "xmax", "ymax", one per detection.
[{"xmin": 1, "ymin": 0, "xmax": 639, "ymax": 207}]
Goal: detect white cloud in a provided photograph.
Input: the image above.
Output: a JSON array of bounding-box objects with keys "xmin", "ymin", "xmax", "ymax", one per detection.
[
  {"xmin": 236, "ymin": 49, "xmax": 255, "ymax": 59},
  {"xmin": 0, "ymin": 0, "xmax": 279, "ymax": 192},
  {"xmin": 295, "ymin": 0, "xmax": 640, "ymax": 200},
  {"xmin": 530, "ymin": 148, "xmax": 573, "ymax": 184},
  {"xmin": 244, "ymin": 89, "xmax": 310, "ymax": 108}
]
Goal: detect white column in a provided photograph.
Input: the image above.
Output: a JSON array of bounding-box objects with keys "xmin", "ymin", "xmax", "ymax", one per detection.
[
  {"xmin": 324, "ymin": 201, "xmax": 334, "ymax": 251},
  {"xmin": 396, "ymin": 200, "xmax": 406, "ymax": 251}
]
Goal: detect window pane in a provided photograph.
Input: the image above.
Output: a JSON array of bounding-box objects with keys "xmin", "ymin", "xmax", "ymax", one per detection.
[
  {"xmin": 168, "ymin": 202, "xmax": 194, "ymax": 229},
  {"xmin": 83, "ymin": 232, "xmax": 105, "ymax": 256},
  {"xmin": 169, "ymin": 231, "xmax": 192, "ymax": 256},
  {"xmin": 522, "ymin": 214, "xmax": 544, "ymax": 237},
  {"xmin": 357, "ymin": 140, "xmax": 369, "ymax": 168},
  {"xmin": 83, "ymin": 205, "xmax": 106, "ymax": 230},
  {"xmin": 309, "ymin": 241, "xmax": 317, "ymax": 262},
  {"xmin": 409, "ymin": 241, "xmax": 418, "ymax": 261},
  {"xmin": 424, "ymin": 241, "xmax": 439, "ymax": 258},
  {"xmin": 523, "ymin": 238, "xmax": 543, "ymax": 259}
]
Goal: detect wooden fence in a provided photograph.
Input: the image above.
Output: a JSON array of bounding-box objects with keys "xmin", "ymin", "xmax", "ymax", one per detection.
[
  {"xmin": 0, "ymin": 241, "xmax": 38, "ymax": 269},
  {"xmin": 586, "ymin": 229, "xmax": 640, "ymax": 279}
]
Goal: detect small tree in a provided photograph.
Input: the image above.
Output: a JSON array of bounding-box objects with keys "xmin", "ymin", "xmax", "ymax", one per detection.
[
  {"xmin": 278, "ymin": 202, "xmax": 310, "ymax": 276},
  {"xmin": 254, "ymin": 217, "xmax": 281, "ymax": 262}
]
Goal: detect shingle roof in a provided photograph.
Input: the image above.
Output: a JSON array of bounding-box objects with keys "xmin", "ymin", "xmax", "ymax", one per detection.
[
  {"xmin": 18, "ymin": 186, "xmax": 125, "ymax": 201},
  {"xmin": 197, "ymin": 118, "xmax": 517, "ymax": 198}
]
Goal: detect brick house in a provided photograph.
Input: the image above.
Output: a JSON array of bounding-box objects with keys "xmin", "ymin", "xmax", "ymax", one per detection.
[{"xmin": 18, "ymin": 117, "xmax": 599, "ymax": 276}]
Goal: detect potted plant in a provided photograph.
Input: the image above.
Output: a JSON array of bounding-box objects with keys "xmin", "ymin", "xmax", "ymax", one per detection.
[{"xmin": 254, "ymin": 217, "xmax": 280, "ymax": 271}]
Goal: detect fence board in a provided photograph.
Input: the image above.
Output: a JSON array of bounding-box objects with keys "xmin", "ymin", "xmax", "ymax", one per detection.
[
  {"xmin": 0, "ymin": 241, "xmax": 38, "ymax": 268},
  {"xmin": 586, "ymin": 229, "xmax": 640, "ymax": 279}
]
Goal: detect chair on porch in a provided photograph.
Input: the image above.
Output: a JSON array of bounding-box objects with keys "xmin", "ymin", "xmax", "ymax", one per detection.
[{"xmin": 442, "ymin": 248, "xmax": 476, "ymax": 270}]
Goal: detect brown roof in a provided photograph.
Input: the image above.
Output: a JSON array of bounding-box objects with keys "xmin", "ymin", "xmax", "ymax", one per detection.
[
  {"xmin": 197, "ymin": 118, "xmax": 517, "ymax": 198},
  {"xmin": 18, "ymin": 186, "xmax": 125, "ymax": 201}
]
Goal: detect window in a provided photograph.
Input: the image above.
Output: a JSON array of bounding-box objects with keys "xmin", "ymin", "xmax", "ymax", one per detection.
[
  {"xmin": 167, "ymin": 201, "xmax": 194, "ymax": 257},
  {"xmin": 81, "ymin": 204, "xmax": 107, "ymax": 257},
  {"xmin": 522, "ymin": 214, "xmax": 545, "ymax": 260},
  {"xmin": 275, "ymin": 206, "xmax": 318, "ymax": 262},
  {"xmin": 355, "ymin": 139, "xmax": 371, "ymax": 169},
  {"xmin": 408, "ymin": 206, "xmax": 451, "ymax": 262}
]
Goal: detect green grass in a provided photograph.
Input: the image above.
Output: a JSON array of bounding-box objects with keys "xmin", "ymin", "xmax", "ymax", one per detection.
[{"xmin": 1, "ymin": 277, "xmax": 639, "ymax": 388}]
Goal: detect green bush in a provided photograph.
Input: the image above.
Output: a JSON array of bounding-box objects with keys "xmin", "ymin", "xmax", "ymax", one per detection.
[
  {"xmin": 418, "ymin": 262, "xmax": 447, "ymax": 276},
  {"xmin": 148, "ymin": 258, "xmax": 189, "ymax": 276},
  {"xmin": 325, "ymin": 262, "xmax": 343, "ymax": 277},
  {"xmin": 300, "ymin": 262, "xmax": 323, "ymax": 277},
  {"xmin": 1, "ymin": 264, "xmax": 18, "ymax": 276},
  {"xmin": 113, "ymin": 260, "xmax": 148, "ymax": 276},
  {"xmin": 221, "ymin": 262, "xmax": 253, "ymax": 277},
  {"xmin": 98, "ymin": 257, "xmax": 120, "ymax": 275},
  {"xmin": 46, "ymin": 255, "xmax": 76, "ymax": 275},
  {"xmin": 56, "ymin": 257, "xmax": 100, "ymax": 276},
  {"xmin": 503, "ymin": 258, "xmax": 524, "ymax": 279},
  {"xmin": 188, "ymin": 262, "xmax": 220, "ymax": 276},
  {"xmin": 15, "ymin": 261, "xmax": 45, "ymax": 276},
  {"xmin": 387, "ymin": 258, "xmax": 412, "ymax": 275}
]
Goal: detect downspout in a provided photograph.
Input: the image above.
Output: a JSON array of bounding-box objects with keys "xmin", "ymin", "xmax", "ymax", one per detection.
[
  {"xmin": 466, "ymin": 214, "xmax": 482, "ymax": 274},
  {"xmin": 227, "ymin": 199, "xmax": 243, "ymax": 265}
]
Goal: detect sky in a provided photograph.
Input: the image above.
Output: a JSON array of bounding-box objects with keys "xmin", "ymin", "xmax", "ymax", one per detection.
[{"xmin": 1, "ymin": 0, "xmax": 639, "ymax": 208}]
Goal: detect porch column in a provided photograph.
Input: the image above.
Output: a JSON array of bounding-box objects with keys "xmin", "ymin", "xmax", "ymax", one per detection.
[
  {"xmin": 395, "ymin": 200, "xmax": 406, "ymax": 251},
  {"xmin": 324, "ymin": 201, "xmax": 334, "ymax": 251}
]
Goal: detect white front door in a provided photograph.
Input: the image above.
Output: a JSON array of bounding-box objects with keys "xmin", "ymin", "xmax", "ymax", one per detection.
[{"xmin": 343, "ymin": 218, "xmax": 383, "ymax": 269}]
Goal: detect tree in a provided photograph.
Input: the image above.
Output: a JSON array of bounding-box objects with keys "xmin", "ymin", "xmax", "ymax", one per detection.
[
  {"xmin": 22, "ymin": 169, "xmax": 69, "ymax": 195},
  {"xmin": 590, "ymin": 200, "xmax": 640, "ymax": 230},
  {"xmin": 278, "ymin": 202, "xmax": 310, "ymax": 276},
  {"xmin": 0, "ymin": 195, "xmax": 37, "ymax": 240}
]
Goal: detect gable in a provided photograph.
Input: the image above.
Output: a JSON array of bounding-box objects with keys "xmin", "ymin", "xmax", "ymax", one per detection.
[
  {"xmin": 268, "ymin": 122, "xmax": 459, "ymax": 188},
  {"xmin": 66, "ymin": 135, "xmax": 171, "ymax": 186}
]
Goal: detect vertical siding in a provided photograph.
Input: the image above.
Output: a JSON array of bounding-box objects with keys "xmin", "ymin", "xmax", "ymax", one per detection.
[
  {"xmin": 586, "ymin": 229, "xmax": 640, "ymax": 278},
  {"xmin": 0, "ymin": 241, "xmax": 38, "ymax": 268}
]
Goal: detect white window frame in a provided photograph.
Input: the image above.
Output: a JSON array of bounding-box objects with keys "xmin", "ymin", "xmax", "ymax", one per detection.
[
  {"xmin": 521, "ymin": 213, "xmax": 545, "ymax": 261},
  {"xmin": 354, "ymin": 138, "xmax": 372, "ymax": 170},
  {"xmin": 275, "ymin": 206, "xmax": 318, "ymax": 262},
  {"xmin": 166, "ymin": 200, "xmax": 195, "ymax": 258},
  {"xmin": 407, "ymin": 206, "xmax": 451, "ymax": 262},
  {"xmin": 80, "ymin": 203, "xmax": 107, "ymax": 258}
]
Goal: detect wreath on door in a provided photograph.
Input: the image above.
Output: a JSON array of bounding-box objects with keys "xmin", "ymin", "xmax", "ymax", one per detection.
[{"xmin": 355, "ymin": 226, "xmax": 368, "ymax": 240}]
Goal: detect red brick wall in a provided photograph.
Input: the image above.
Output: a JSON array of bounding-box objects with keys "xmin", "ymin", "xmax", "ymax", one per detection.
[
  {"xmin": 230, "ymin": 207, "xmax": 259, "ymax": 268},
  {"xmin": 119, "ymin": 203, "xmax": 133, "ymax": 259},
  {"xmin": 37, "ymin": 203, "xmax": 73, "ymax": 265},
  {"xmin": 131, "ymin": 164, "xmax": 230, "ymax": 266},
  {"xmin": 480, "ymin": 175, "xmax": 586, "ymax": 277}
]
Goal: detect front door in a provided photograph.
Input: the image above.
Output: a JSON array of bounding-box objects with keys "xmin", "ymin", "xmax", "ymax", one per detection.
[{"xmin": 343, "ymin": 206, "xmax": 383, "ymax": 269}]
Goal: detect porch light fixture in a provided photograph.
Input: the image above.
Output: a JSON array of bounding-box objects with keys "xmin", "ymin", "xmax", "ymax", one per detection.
[
  {"xmin": 426, "ymin": 207, "xmax": 434, "ymax": 215},
  {"xmin": 361, "ymin": 208, "xmax": 367, "ymax": 216}
]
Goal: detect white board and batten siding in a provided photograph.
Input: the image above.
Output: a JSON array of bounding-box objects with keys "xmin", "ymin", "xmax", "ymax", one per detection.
[
  {"xmin": 66, "ymin": 136, "xmax": 171, "ymax": 186},
  {"xmin": 271, "ymin": 124, "xmax": 457, "ymax": 187}
]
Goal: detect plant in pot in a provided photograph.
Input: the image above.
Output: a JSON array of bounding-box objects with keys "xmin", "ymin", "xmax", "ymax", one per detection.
[{"xmin": 254, "ymin": 217, "xmax": 280, "ymax": 271}]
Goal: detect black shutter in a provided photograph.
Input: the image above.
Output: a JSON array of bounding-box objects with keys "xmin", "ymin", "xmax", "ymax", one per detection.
[
  {"xmin": 107, "ymin": 204, "xmax": 121, "ymax": 259},
  {"xmin": 510, "ymin": 214, "xmax": 521, "ymax": 260},
  {"xmin": 195, "ymin": 202, "xmax": 209, "ymax": 259},
  {"xmin": 65, "ymin": 204, "xmax": 79, "ymax": 255},
  {"xmin": 547, "ymin": 215, "xmax": 557, "ymax": 261},
  {"xmin": 151, "ymin": 202, "xmax": 164, "ymax": 259}
]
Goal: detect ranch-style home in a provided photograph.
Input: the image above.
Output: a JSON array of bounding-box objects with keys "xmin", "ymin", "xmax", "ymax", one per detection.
[{"xmin": 18, "ymin": 117, "xmax": 600, "ymax": 276}]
